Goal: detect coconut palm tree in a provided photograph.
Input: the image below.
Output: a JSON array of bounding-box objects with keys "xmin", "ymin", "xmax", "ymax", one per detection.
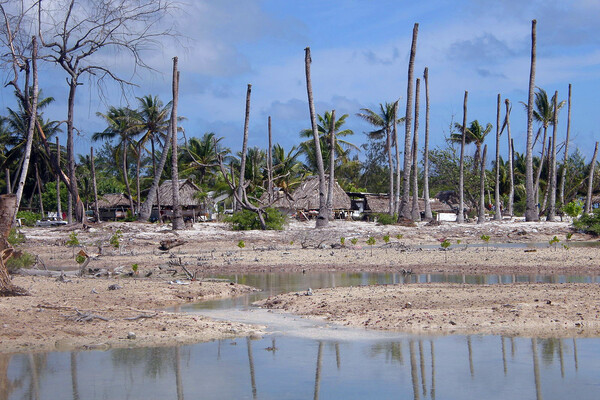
[
  {"xmin": 272, "ymin": 144, "xmax": 305, "ymax": 194},
  {"xmin": 450, "ymin": 120, "xmax": 492, "ymax": 169},
  {"xmin": 93, "ymin": 106, "xmax": 141, "ymax": 212},
  {"xmin": 525, "ymin": 20, "xmax": 538, "ymax": 221},
  {"xmin": 357, "ymin": 103, "xmax": 404, "ymax": 215},
  {"xmin": 180, "ymin": 133, "xmax": 229, "ymax": 187}
]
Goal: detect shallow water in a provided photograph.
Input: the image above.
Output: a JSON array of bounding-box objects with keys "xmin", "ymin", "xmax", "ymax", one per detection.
[
  {"xmin": 4, "ymin": 271, "xmax": 600, "ymax": 399},
  {"xmin": 4, "ymin": 335, "xmax": 598, "ymax": 399}
]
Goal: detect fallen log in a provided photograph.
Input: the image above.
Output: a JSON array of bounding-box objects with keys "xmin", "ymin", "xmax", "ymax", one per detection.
[{"xmin": 159, "ymin": 239, "xmax": 186, "ymax": 251}]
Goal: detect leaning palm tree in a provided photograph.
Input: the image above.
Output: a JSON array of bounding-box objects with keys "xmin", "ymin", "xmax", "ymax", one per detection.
[
  {"xmin": 450, "ymin": 120, "xmax": 492, "ymax": 169},
  {"xmin": 357, "ymin": 103, "xmax": 404, "ymax": 215},
  {"xmin": 93, "ymin": 106, "xmax": 140, "ymax": 213}
]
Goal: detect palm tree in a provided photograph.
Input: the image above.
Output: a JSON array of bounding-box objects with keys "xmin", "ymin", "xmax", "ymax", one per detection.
[
  {"xmin": 450, "ymin": 120, "xmax": 492, "ymax": 169},
  {"xmin": 93, "ymin": 106, "xmax": 140, "ymax": 213},
  {"xmin": 300, "ymin": 111, "xmax": 357, "ymax": 171},
  {"xmin": 559, "ymin": 84, "xmax": 572, "ymax": 207},
  {"xmin": 423, "ymin": 67, "xmax": 432, "ymax": 220},
  {"xmin": 272, "ymin": 144, "xmax": 305, "ymax": 194},
  {"xmin": 357, "ymin": 103, "xmax": 403, "ymax": 215},
  {"xmin": 525, "ymin": 20, "xmax": 538, "ymax": 221},
  {"xmin": 180, "ymin": 133, "xmax": 228, "ymax": 187}
]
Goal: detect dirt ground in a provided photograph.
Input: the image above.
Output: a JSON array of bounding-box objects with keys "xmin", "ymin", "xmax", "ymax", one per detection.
[{"xmin": 2, "ymin": 218, "xmax": 600, "ymax": 352}]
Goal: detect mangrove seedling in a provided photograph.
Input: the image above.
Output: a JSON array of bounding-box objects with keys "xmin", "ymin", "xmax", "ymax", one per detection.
[
  {"xmin": 132, "ymin": 263, "xmax": 139, "ymax": 276},
  {"xmin": 480, "ymin": 234, "xmax": 491, "ymax": 251},
  {"xmin": 66, "ymin": 232, "xmax": 80, "ymax": 257},
  {"xmin": 549, "ymin": 236, "xmax": 560, "ymax": 251},
  {"xmin": 440, "ymin": 239, "xmax": 451, "ymax": 262},
  {"xmin": 350, "ymin": 238, "xmax": 358, "ymax": 246},
  {"xmin": 566, "ymin": 232, "xmax": 573, "ymax": 241},
  {"xmin": 110, "ymin": 230, "xmax": 123, "ymax": 249},
  {"xmin": 237, "ymin": 240, "xmax": 245, "ymax": 249},
  {"xmin": 395, "ymin": 234, "xmax": 403, "ymax": 240},
  {"xmin": 340, "ymin": 237, "xmax": 346, "ymax": 247},
  {"xmin": 366, "ymin": 236, "xmax": 376, "ymax": 256},
  {"xmin": 383, "ymin": 234, "xmax": 390, "ymax": 244}
]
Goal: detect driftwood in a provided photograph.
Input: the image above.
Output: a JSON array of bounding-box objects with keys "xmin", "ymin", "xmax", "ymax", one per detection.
[
  {"xmin": 124, "ymin": 313, "xmax": 158, "ymax": 321},
  {"xmin": 159, "ymin": 239, "xmax": 186, "ymax": 251},
  {"xmin": 62, "ymin": 308, "xmax": 110, "ymax": 322}
]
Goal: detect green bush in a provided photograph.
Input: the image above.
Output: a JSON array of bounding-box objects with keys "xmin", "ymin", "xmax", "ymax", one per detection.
[
  {"xmin": 373, "ymin": 213, "xmax": 396, "ymax": 225},
  {"xmin": 6, "ymin": 251, "xmax": 35, "ymax": 272},
  {"xmin": 574, "ymin": 208, "xmax": 600, "ymax": 236},
  {"xmin": 563, "ymin": 200, "xmax": 583, "ymax": 218},
  {"xmin": 7, "ymin": 228, "xmax": 25, "ymax": 246},
  {"xmin": 226, "ymin": 208, "xmax": 286, "ymax": 231},
  {"xmin": 17, "ymin": 211, "xmax": 41, "ymax": 226}
]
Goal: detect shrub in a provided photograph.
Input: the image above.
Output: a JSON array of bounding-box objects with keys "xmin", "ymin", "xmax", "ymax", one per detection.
[
  {"xmin": 110, "ymin": 229, "xmax": 123, "ymax": 248},
  {"xmin": 226, "ymin": 208, "xmax": 285, "ymax": 231},
  {"xmin": 6, "ymin": 251, "xmax": 35, "ymax": 272},
  {"xmin": 563, "ymin": 200, "xmax": 583, "ymax": 218},
  {"xmin": 7, "ymin": 229, "xmax": 25, "ymax": 246},
  {"xmin": 17, "ymin": 211, "xmax": 41, "ymax": 227},
  {"xmin": 373, "ymin": 213, "xmax": 396, "ymax": 225},
  {"xmin": 574, "ymin": 208, "xmax": 600, "ymax": 236}
]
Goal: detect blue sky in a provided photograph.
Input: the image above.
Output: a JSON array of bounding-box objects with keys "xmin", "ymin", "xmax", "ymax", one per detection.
[{"xmin": 2, "ymin": 0, "xmax": 599, "ymax": 163}]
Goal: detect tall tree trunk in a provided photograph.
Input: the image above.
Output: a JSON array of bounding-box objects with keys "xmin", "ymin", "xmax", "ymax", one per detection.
[
  {"xmin": 122, "ymin": 142, "xmax": 135, "ymax": 213},
  {"xmin": 267, "ymin": 116, "xmax": 273, "ymax": 203},
  {"xmin": 35, "ymin": 164, "xmax": 44, "ymax": 217},
  {"xmin": 326, "ymin": 110, "xmax": 336, "ymax": 220},
  {"xmin": 494, "ymin": 94, "xmax": 502, "ymax": 220},
  {"xmin": 584, "ymin": 142, "xmax": 598, "ymax": 214},
  {"xmin": 506, "ymin": 101, "xmax": 515, "ymax": 217},
  {"xmin": 478, "ymin": 145, "xmax": 488, "ymax": 224},
  {"xmin": 90, "ymin": 147, "xmax": 100, "ymax": 222},
  {"xmin": 237, "ymin": 84, "xmax": 252, "ymax": 212},
  {"xmin": 411, "ymin": 78, "xmax": 421, "ymax": 221},
  {"xmin": 5, "ymin": 169, "xmax": 10, "ymax": 194},
  {"xmin": 387, "ymin": 125, "xmax": 394, "ymax": 215},
  {"xmin": 136, "ymin": 142, "xmax": 141, "ymax": 214},
  {"xmin": 399, "ymin": 23, "xmax": 418, "ymax": 221},
  {"xmin": 458, "ymin": 91, "xmax": 468, "ymax": 223},
  {"xmin": 542, "ymin": 139, "xmax": 552, "ymax": 214},
  {"xmin": 13, "ymin": 36, "xmax": 39, "ymax": 221},
  {"xmin": 559, "ymin": 83, "xmax": 572, "ymax": 206},
  {"xmin": 547, "ymin": 93, "xmax": 559, "ymax": 221},
  {"xmin": 56, "ymin": 137, "xmax": 62, "ymax": 220},
  {"xmin": 1, "ymin": 194, "xmax": 26, "ymax": 296},
  {"xmin": 423, "ymin": 68, "xmax": 432, "ymax": 220},
  {"xmin": 304, "ymin": 47, "xmax": 328, "ymax": 228},
  {"xmin": 67, "ymin": 77, "xmax": 84, "ymax": 223},
  {"xmin": 525, "ymin": 20, "xmax": 538, "ymax": 221},
  {"xmin": 534, "ymin": 124, "xmax": 548, "ymax": 213},
  {"xmin": 394, "ymin": 101, "xmax": 401, "ymax": 215},
  {"xmin": 170, "ymin": 57, "xmax": 184, "ymax": 230}
]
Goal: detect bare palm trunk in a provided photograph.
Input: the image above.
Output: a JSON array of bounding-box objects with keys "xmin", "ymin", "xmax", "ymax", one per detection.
[
  {"xmin": 411, "ymin": 78, "xmax": 421, "ymax": 221},
  {"xmin": 305, "ymin": 47, "xmax": 329, "ymax": 228},
  {"xmin": 35, "ymin": 164, "xmax": 44, "ymax": 217},
  {"xmin": 327, "ymin": 110, "xmax": 336, "ymax": 219},
  {"xmin": 267, "ymin": 116, "xmax": 273, "ymax": 203},
  {"xmin": 458, "ymin": 91, "xmax": 468, "ymax": 223},
  {"xmin": 90, "ymin": 147, "xmax": 100, "ymax": 222},
  {"xmin": 170, "ymin": 57, "xmax": 184, "ymax": 230},
  {"xmin": 394, "ymin": 102, "xmax": 401, "ymax": 215},
  {"xmin": 67, "ymin": 78, "xmax": 83, "ymax": 223},
  {"xmin": 387, "ymin": 126, "xmax": 394, "ymax": 215},
  {"xmin": 122, "ymin": 142, "xmax": 135, "ymax": 213},
  {"xmin": 1, "ymin": 194, "xmax": 26, "ymax": 296},
  {"xmin": 547, "ymin": 93, "xmax": 559, "ymax": 221},
  {"xmin": 559, "ymin": 84, "xmax": 572, "ymax": 206},
  {"xmin": 584, "ymin": 142, "xmax": 598, "ymax": 214},
  {"xmin": 14, "ymin": 37, "xmax": 39, "ymax": 221},
  {"xmin": 399, "ymin": 23, "xmax": 419, "ymax": 221},
  {"xmin": 494, "ymin": 94, "xmax": 502, "ymax": 220},
  {"xmin": 505, "ymin": 101, "xmax": 515, "ymax": 216},
  {"xmin": 139, "ymin": 129, "xmax": 173, "ymax": 221},
  {"xmin": 237, "ymin": 84, "xmax": 252, "ymax": 212},
  {"xmin": 534, "ymin": 125, "xmax": 548, "ymax": 212},
  {"xmin": 541, "ymin": 139, "xmax": 552, "ymax": 214},
  {"xmin": 5, "ymin": 169, "xmax": 10, "ymax": 194},
  {"xmin": 56, "ymin": 137, "xmax": 62, "ymax": 219},
  {"xmin": 423, "ymin": 68, "xmax": 432, "ymax": 220},
  {"xmin": 136, "ymin": 142, "xmax": 141, "ymax": 214},
  {"xmin": 478, "ymin": 145, "xmax": 488, "ymax": 224},
  {"xmin": 525, "ymin": 20, "xmax": 538, "ymax": 221}
]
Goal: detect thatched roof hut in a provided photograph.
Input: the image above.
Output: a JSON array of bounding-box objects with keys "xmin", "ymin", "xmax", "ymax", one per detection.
[
  {"xmin": 264, "ymin": 176, "xmax": 351, "ymax": 211},
  {"xmin": 154, "ymin": 179, "xmax": 202, "ymax": 208},
  {"xmin": 93, "ymin": 193, "xmax": 131, "ymax": 210}
]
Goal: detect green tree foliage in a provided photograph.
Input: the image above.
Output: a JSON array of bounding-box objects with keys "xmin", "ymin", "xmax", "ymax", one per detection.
[
  {"xmin": 226, "ymin": 208, "xmax": 286, "ymax": 231},
  {"xmin": 574, "ymin": 208, "xmax": 600, "ymax": 235}
]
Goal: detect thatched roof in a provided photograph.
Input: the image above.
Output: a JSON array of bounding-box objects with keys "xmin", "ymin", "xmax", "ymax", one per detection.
[
  {"xmin": 362, "ymin": 194, "xmax": 452, "ymax": 213},
  {"xmin": 435, "ymin": 190, "xmax": 473, "ymax": 212},
  {"xmin": 154, "ymin": 179, "xmax": 202, "ymax": 207},
  {"xmin": 93, "ymin": 193, "xmax": 131, "ymax": 209},
  {"xmin": 263, "ymin": 175, "xmax": 351, "ymax": 210}
]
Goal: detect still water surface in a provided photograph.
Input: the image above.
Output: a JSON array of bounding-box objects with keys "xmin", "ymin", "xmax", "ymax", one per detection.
[{"xmin": 4, "ymin": 271, "xmax": 600, "ymax": 399}]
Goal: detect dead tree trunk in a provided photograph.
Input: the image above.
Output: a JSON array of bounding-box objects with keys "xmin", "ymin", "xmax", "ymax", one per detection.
[
  {"xmin": 559, "ymin": 84, "xmax": 572, "ymax": 207},
  {"xmin": 584, "ymin": 142, "xmax": 598, "ymax": 214},
  {"xmin": 422, "ymin": 68, "xmax": 432, "ymax": 220},
  {"xmin": 267, "ymin": 116, "xmax": 273, "ymax": 203},
  {"xmin": 458, "ymin": 91, "xmax": 468, "ymax": 223},
  {"xmin": 478, "ymin": 145, "xmax": 488, "ymax": 224},
  {"xmin": 0, "ymin": 194, "xmax": 26, "ymax": 296},
  {"xmin": 494, "ymin": 94, "xmax": 502, "ymax": 220},
  {"xmin": 35, "ymin": 164, "xmax": 44, "ymax": 217},
  {"xmin": 547, "ymin": 93, "xmax": 559, "ymax": 221},
  {"xmin": 326, "ymin": 110, "xmax": 336, "ymax": 220},
  {"xmin": 91, "ymin": 147, "xmax": 100, "ymax": 222},
  {"xmin": 170, "ymin": 57, "xmax": 184, "ymax": 230},
  {"xmin": 237, "ymin": 84, "xmax": 252, "ymax": 212},
  {"xmin": 56, "ymin": 137, "xmax": 62, "ymax": 220},
  {"xmin": 304, "ymin": 47, "xmax": 329, "ymax": 228},
  {"xmin": 411, "ymin": 78, "xmax": 421, "ymax": 221},
  {"xmin": 506, "ymin": 100, "xmax": 515, "ymax": 217}
]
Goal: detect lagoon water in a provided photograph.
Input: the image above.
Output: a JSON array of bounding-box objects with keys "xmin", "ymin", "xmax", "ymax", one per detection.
[{"xmin": 4, "ymin": 272, "xmax": 600, "ymax": 399}]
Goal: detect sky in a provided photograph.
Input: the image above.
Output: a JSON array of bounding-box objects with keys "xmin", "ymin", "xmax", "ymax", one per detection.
[{"xmin": 2, "ymin": 0, "xmax": 600, "ymax": 164}]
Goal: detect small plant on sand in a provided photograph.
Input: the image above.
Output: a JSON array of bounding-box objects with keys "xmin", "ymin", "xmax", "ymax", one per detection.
[
  {"xmin": 6, "ymin": 251, "xmax": 35, "ymax": 272},
  {"xmin": 440, "ymin": 239, "xmax": 451, "ymax": 262},
  {"xmin": 566, "ymin": 232, "xmax": 573, "ymax": 241},
  {"xmin": 75, "ymin": 254, "xmax": 86, "ymax": 264},
  {"xmin": 395, "ymin": 234, "xmax": 403, "ymax": 240},
  {"xmin": 480, "ymin": 234, "xmax": 490, "ymax": 251},
  {"xmin": 110, "ymin": 229, "xmax": 123, "ymax": 254},
  {"xmin": 132, "ymin": 263, "xmax": 139, "ymax": 276},
  {"xmin": 383, "ymin": 234, "xmax": 390, "ymax": 244},
  {"xmin": 549, "ymin": 236, "xmax": 560, "ymax": 251},
  {"xmin": 366, "ymin": 236, "xmax": 376, "ymax": 256},
  {"xmin": 340, "ymin": 237, "xmax": 346, "ymax": 247},
  {"xmin": 237, "ymin": 240, "xmax": 245, "ymax": 249},
  {"xmin": 289, "ymin": 240, "xmax": 294, "ymax": 246},
  {"xmin": 66, "ymin": 232, "xmax": 80, "ymax": 256},
  {"xmin": 8, "ymin": 228, "xmax": 25, "ymax": 246},
  {"xmin": 350, "ymin": 238, "xmax": 358, "ymax": 246}
]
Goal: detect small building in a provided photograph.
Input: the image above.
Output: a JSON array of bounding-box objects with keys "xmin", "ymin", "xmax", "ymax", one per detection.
[
  {"xmin": 265, "ymin": 175, "xmax": 351, "ymax": 219},
  {"xmin": 347, "ymin": 192, "xmax": 454, "ymax": 220},
  {"xmin": 153, "ymin": 179, "xmax": 206, "ymax": 221},
  {"xmin": 92, "ymin": 193, "xmax": 132, "ymax": 221}
]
